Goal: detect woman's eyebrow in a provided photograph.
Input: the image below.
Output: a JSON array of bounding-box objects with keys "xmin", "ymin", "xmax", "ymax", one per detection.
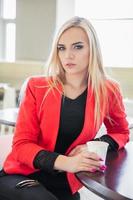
[
  {"xmin": 72, "ymin": 41, "xmax": 84, "ymax": 45},
  {"xmin": 57, "ymin": 44, "xmax": 65, "ymax": 47},
  {"xmin": 57, "ymin": 41, "xmax": 83, "ymax": 46}
]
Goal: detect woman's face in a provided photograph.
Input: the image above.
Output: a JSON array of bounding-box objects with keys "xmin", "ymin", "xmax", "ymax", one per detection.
[{"xmin": 57, "ymin": 27, "xmax": 90, "ymax": 76}]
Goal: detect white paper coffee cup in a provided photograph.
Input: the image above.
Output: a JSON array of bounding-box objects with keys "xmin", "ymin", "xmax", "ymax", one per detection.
[{"xmin": 86, "ymin": 141, "xmax": 109, "ymax": 165}]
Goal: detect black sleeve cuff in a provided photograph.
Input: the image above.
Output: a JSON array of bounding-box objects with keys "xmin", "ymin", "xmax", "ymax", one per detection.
[
  {"xmin": 33, "ymin": 150, "xmax": 60, "ymax": 173},
  {"xmin": 94, "ymin": 135, "xmax": 119, "ymax": 151}
]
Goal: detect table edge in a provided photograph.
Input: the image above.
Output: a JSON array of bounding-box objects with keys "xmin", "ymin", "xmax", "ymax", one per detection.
[
  {"xmin": 76, "ymin": 172, "xmax": 131, "ymax": 200},
  {"xmin": 0, "ymin": 119, "xmax": 15, "ymax": 126}
]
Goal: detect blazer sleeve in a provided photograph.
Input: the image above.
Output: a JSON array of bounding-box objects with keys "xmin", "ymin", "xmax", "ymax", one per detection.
[
  {"xmin": 104, "ymin": 84, "xmax": 129, "ymax": 149},
  {"xmin": 12, "ymin": 78, "xmax": 45, "ymax": 169}
]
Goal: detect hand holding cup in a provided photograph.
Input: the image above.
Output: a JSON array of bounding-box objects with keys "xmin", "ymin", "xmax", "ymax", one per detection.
[{"xmin": 86, "ymin": 141, "xmax": 109, "ymax": 172}]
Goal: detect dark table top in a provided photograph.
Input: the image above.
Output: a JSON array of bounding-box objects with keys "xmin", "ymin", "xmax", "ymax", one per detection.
[{"xmin": 76, "ymin": 142, "xmax": 133, "ymax": 200}]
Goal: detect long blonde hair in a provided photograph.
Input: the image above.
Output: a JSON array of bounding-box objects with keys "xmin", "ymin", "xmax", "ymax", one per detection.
[{"xmin": 46, "ymin": 16, "xmax": 114, "ymax": 128}]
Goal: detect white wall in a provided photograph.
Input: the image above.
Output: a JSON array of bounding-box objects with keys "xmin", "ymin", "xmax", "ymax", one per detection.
[
  {"xmin": 16, "ymin": 0, "xmax": 56, "ymax": 61},
  {"xmin": 56, "ymin": 0, "xmax": 75, "ymax": 30}
]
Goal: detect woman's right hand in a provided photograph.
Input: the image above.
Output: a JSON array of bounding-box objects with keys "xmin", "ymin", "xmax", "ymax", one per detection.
[{"xmin": 54, "ymin": 150, "xmax": 104, "ymax": 173}]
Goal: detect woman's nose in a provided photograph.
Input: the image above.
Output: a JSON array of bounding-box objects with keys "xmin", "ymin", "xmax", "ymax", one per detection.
[{"xmin": 65, "ymin": 50, "xmax": 74, "ymax": 59}]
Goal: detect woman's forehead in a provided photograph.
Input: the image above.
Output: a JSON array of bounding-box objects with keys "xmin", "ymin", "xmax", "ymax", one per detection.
[{"xmin": 58, "ymin": 27, "xmax": 89, "ymax": 45}]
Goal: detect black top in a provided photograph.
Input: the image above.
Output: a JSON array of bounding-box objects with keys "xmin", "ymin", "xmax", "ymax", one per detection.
[{"xmin": 55, "ymin": 89, "xmax": 87, "ymax": 154}]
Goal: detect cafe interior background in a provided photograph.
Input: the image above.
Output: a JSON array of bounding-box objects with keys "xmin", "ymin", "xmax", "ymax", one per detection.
[{"xmin": 0, "ymin": 0, "xmax": 133, "ymax": 140}]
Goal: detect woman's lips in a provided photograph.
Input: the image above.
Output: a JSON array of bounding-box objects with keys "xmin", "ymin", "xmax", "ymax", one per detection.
[{"xmin": 65, "ymin": 63, "xmax": 76, "ymax": 68}]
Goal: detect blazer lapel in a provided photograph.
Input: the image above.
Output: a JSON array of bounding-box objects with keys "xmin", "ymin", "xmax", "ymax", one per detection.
[{"xmin": 40, "ymin": 86, "xmax": 62, "ymax": 151}]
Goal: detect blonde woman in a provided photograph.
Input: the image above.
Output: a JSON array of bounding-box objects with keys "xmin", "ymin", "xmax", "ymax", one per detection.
[{"xmin": 0, "ymin": 17, "xmax": 129, "ymax": 200}]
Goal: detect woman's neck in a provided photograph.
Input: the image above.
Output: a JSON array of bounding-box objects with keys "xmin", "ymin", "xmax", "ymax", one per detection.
[
  {"xmin": 65, "ymin": 73, "xmax": 88, "ymax": 90},
  {"xmin": 63, "ymin": 73, "xmax": 88, "ymax": 99}
]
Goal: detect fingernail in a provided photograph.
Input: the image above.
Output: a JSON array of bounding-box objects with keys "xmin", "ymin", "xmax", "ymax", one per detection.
[{"xmin": 100, "ymin": 165, "xmax": 107, "ymax": 170}]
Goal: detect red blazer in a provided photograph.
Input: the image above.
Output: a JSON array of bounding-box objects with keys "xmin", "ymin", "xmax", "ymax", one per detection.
[{"xmin": 3, "ymin": 77, "xmax": 129, "ymax": 194}]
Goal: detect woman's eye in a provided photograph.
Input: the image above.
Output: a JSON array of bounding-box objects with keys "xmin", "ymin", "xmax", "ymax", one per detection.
[
  {"xmin": 57, "ymin": 46, "xmax": 65, "ymax": 51},
  {"xmin": 74, "ymin": 45, "xmax": 83, "ymax": 49}
]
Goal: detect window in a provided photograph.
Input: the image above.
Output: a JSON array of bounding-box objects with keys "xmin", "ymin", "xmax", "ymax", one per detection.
[
  {"xmin": 0, "ymin": 0, "xmax": 16, "ymax": 61},
  {"xmin": 5, "ymin": 23, "xmax": 16, "ymax": 61},
  {"xmin": 75, "ymin": 0, "xmax": 133, "ymax": 67}
]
